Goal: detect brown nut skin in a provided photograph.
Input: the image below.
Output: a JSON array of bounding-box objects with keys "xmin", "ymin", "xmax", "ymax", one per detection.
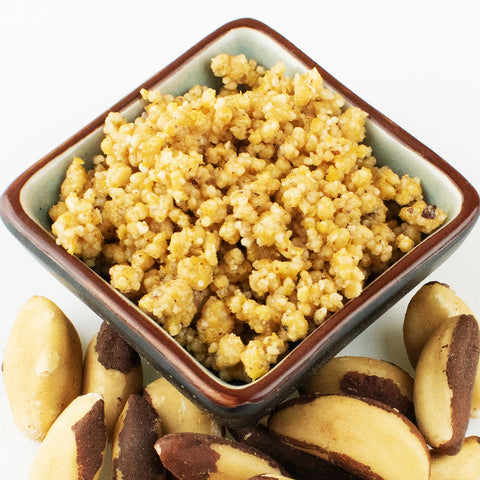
[
  {"xmin": 29, "ymin": 392, "xmax": 107, "ymax": 480},
  {"xmin": 404, "ymin": 281, "xmax": 480, "ymax": 418},
  {"xmin": 2, "ymin": 295, "xmax": 83, "ymax": 440},
  {"xmin": 268, "ymin": 394, "xmax": 430, "ymax": 480},
  {"xmin": 230, "ymin": 424, "xmax": 361, "ymax": 480},
  {"xmin": 300, "ymin": 355, "xmax": 415, "ymax": 423},
  {"xmin": 143, "ymin": 377, "xmax": 222, "ymax": 436},
  {"xmin": 82, "ymin": 321, "xmax": 143, "ymax": 439},
  {"xmin": 430, "ymin": 436, "xmax": 480, "ymax": 480},
  {"xmin": 413, "ymin": 314, "xmax": 479, "ymax": 455},
  {"xmin": 154, "ymin": 432, "xmax": 289, "ymax": 480},
  {"xmin": 112, "ymin": 393, "xmax": 165, "ymax": 480}
]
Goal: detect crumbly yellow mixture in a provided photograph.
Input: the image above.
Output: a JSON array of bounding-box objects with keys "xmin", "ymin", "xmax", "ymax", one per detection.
[{"xmin": 49, "ymin": 54, "xmax": 446, "ymax": 382}]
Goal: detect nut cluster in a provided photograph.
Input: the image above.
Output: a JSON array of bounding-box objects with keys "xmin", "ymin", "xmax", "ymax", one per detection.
[
  {"xmin": 2, "ymin": 296, "xmax": 219, "ymax": 480},
  {"xmin": 3, "ymin": 282, "xmax": 480, "ymax": 479}
]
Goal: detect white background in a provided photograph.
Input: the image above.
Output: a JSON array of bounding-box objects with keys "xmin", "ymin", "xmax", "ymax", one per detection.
[{"xmin": 1, "ymin": 0, "xmax": 480, "ymax": 477}]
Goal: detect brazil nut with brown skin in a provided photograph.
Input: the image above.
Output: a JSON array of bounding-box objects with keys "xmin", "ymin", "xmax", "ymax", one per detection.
[
  {"xmin": 155, "ymin": 432, "xmax": 289, "ymax": 480},
  {"xmin": 29, "ymin": 393, "xmax": 107, "ymax": 480},
  {"xmin": 230, "ymin": 423, "xmax": 361, "ymax": 480},
  {"xmin": 413, "ymin": 314, "xmax": 479, "ymax": 455},
  {"xmin": 112, "ymin": 393, "xmax": 165, "ymax": 480},
  {"xmin": 268, "ymin": 394, "xmax": 430, "ymax": 480},
  {"xmin": 403, "ymin": 281, "xmax": 480, "ymax": 418},
  {"xmin": 2, "ymin": 296, "xmax": 83, "ymax": 441},
  {"xmin": 82, "ymin": 321, "xmax": 143, "ymax": 438},
  {"xmin": 300, "ymin": 356, "xmax": 415, "ymax": 423}
]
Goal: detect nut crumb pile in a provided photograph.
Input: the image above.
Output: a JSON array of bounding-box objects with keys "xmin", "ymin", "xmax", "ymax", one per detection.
[{"xmin": 49, "ymin": 54, "xmax": 446, "ymax": 381}]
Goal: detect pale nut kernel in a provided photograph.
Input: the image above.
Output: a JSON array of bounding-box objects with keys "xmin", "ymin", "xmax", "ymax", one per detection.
[
  {"xmin": 2, "ymin": 296, "xmax": 83, "ymax": 441},
  {"xmin": 413, "ymin": 314, "xmax": 479, "ymax": 455}
]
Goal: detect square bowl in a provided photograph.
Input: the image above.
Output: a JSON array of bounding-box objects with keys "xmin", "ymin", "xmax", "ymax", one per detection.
[{"xmin": 1, "ymin": 18, "xmax": 479, "ymax": 427}]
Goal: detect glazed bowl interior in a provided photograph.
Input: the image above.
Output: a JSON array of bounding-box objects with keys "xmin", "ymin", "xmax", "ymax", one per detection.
[{"xmin": 3, "ymin": 19, "xmax": 477, "ymax": 426}]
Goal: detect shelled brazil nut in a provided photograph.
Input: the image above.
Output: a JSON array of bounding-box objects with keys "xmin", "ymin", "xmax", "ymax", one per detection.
[
  {"xmin": 413, "ymin": 314, "xmax": 479, "ymax": 454},
  {"xmin": 143, "ymin": 377, "xmax": 222, "ymax": 436},
  {"xmin": 267, "ymin": 394, "xmax": 430, "ymax": 480},
  {"xmin": 112, "ymin": 393, "xmax": 165, "ymax": 480},
  {"xmin": 82, "ymin": 321, "xmax": 143, "ymax": 438},
  {"xmin": 155, "ymin": 432, "xmax": 289, "ymax": 480},
  {"xmin": 2, "ymin": 296, "xmax": 83, "ymax": 441},
  {"xmin": 404, "ymin": 281, "xmax": 480, "ymax": 417},
  {"xmin": 300, "ymin": 355, "xmax": 415, "ymax": 422},
  {"xmin": 29, "ymin": 393, "xmax": 106, "ymax": 480},
  {"xmin": 230, "ymin": 423, "xmax": 361, "ymax": 480}
]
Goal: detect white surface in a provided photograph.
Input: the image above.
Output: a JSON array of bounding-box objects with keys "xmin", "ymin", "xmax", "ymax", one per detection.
[{"xmin": 1, "ymin": 1, "xmax": 479, "ymax": 477}]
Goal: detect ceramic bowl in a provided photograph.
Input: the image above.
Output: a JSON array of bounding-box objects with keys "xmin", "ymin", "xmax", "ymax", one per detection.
[{"xmin": 1, "ymin": 18, "xmax": 479, "ymax": 426}]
